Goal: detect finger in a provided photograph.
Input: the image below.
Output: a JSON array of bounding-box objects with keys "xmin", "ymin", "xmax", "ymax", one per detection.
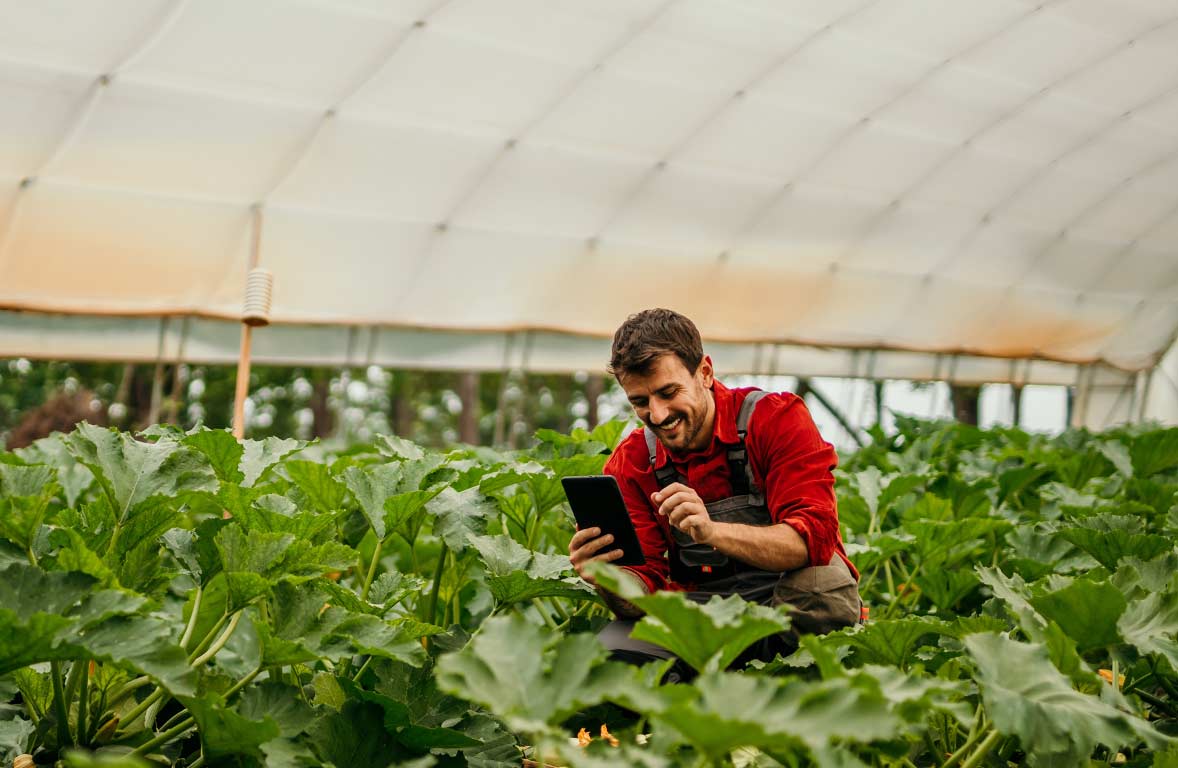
[
  {"xmin": 568, "ymin": 527, "xmax": 601, "ymax": 551},
  {"xmin": 590, "ymin": 548, "xmax": 624, "ymax": 563},
  {"xmin": 651, "ymin": 482, "xmax": 690, "ymax": 504},
  {"xmin": 657, "ymin": 490, "xmax": 702, "ymax": 517},
  {"xmin": 570, "ymin": 533, "xmax": 615, "ymax": 563}
]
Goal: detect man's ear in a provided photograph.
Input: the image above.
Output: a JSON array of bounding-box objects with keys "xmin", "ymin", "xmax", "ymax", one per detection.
[{"xmin": 697, "ymin": 355, "xmax": 714, "ymax": 387}]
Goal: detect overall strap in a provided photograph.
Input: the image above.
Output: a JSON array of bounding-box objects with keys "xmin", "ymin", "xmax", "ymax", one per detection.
[
  {"xmin": 645, "ymin": 427, "xmax": 683, "ymax": 489},
  {"xmin": 727, "ymin": 390, "xmax": 769, "ymax": 497}
]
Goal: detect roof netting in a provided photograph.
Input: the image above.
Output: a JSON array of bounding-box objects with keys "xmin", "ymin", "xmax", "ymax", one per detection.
[{"xmin": 1, "ymin": 0, "xmax": 1177, "ymax": 381}]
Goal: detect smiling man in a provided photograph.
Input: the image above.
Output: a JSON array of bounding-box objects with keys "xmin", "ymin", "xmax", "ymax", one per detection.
[{"xmin": 568, "ymin": 308, "xmax": 861, "ymax": 668}]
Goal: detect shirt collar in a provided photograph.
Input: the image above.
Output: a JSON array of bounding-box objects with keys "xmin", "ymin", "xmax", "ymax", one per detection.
[{"xmin": 650, "ymin": 379, "xmax": 738, "ymax": 468}]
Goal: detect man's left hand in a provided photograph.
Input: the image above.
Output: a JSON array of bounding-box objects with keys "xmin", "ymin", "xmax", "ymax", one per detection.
[{"xmin": 652, "ymin": 482, "xmax": 713, "ymax": 544}]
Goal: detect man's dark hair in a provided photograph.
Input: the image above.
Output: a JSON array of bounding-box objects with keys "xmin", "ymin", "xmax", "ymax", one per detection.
[{"xmin": 608, "ymin": 308, "xmax": 704, "ymax": 377}]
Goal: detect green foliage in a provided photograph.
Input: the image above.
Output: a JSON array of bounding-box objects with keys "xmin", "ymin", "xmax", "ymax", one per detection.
[{"xmin": 1, "ymin": 418, "xmax": 1176, "ymax": 766}]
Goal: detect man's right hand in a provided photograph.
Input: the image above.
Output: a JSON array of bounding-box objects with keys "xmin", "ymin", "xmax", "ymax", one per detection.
[{"xmin": 568, "ymin": 527, "xmax": 624, "ymax": 585}]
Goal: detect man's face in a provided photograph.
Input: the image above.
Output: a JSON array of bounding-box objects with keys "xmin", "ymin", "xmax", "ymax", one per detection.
[{"xmin": 618, "ymin": 353, "xmax": 716, "ymax": 454}]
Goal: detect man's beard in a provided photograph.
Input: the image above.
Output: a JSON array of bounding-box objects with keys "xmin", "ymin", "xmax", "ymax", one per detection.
[{"xmin": 649, "ymin": 411, "xmax": 698, "ymax": 452}]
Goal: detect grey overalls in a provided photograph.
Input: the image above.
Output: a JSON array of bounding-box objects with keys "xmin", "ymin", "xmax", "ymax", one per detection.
[{"xmin": 598, "ymin": 390, "xmax": 861, "ymax": 670}]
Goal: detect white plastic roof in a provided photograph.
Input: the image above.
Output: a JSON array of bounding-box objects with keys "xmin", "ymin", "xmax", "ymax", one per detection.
[{"xmin": 2, "ymin": 0, "xmax": 1178, "ymax": 394}]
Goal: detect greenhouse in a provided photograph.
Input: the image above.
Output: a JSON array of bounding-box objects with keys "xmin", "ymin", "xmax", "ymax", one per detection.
[{"xmin": 2, "ymin": 1, "xmax": 1178, "ymax": 766}]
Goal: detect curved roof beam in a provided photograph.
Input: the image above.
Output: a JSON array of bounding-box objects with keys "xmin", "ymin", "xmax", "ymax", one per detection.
[
  {"xmin": 259, "ymin": 0, "xmax": 453, "ymax": 202},
  {"xmin": 1081, "ymin": 187, "xmax": 1178, "ymax": 364},
  {"xmin": 953, "ymin": 141, "xmax": 1178, "ymax": 358},
  {"xmin": 586, "ymin": 0, "xmax": 882, "ymax": 246},
  {"xmin": 840, "ymin": 22, "xmax": 1178, "ymax": 269},
  {"xmin": 909, "ymin": 14, "xmax": 1178, "ymax": 281},
  {"xmin": 720, "ymin": 1, "xmax": 1053, "ymax": 267},
  {"xmin": 389, "ymin": 1, "xmax": 677, "ymax": 309},
  {"xmin": 203, "ymin": 1, "xmax": 453, "ymax": 310}
]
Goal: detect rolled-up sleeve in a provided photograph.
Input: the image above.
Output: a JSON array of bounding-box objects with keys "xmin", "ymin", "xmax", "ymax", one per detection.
[{"xmin": 749, "ymin": 394, "xmax": 841, "ymax": 568}]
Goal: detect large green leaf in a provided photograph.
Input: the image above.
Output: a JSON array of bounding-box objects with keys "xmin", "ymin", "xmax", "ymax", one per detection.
[
  {"xmin": 427, "ymin": 487, "xmax": 497, "ymax": 552},
  {"xmin": 651, "ymin": 670, "xmax": 898, "ymax": 761},
  {"xmin": 237, "ymin": 435, "xmax": 305, "ymax": 487},
  {"xmin": 0, "ymin": 473, "xmax": 57, "ymax": 553},
  {"xmin": 1029, "ymin": 579, "xmax": 1127, "ymax": 652},
  {"xmin": 15, "ymin": 433, "xmax": 94, "ymax": 508},
  {"xmin": 965, "ymin": 632, "xmax": 1166, "ymax": 765},
  {"xmin": 913, "ymin": 569, "xmax": 979, "ymax": 613},
  {"xmin": 306, "ymin": 698, "xmax": 402, "ymax": 768},
  {"xmin": 821, "ymin": 617, "xmax": 949, "ymax": 669},
  {"xmin": 183, "ymin": 428, "xmax": 245, "ymax": 484},
  {"xmin": 0, "ymin": 565, "xmax": 194, "ymax": 693},
  {"xmin": 318, "ymin": 612, "xmax": 433, "ymax": 667},
  {"xmin": 66, "ymin": 614, "xmax": 196, "ymax": 695},
  {"xmin": 284, "ymin": 460, "xmax": 347, "ymax": 515},
  {"xmin": 901, "ymin": 517, "xmax": 1011, "ymax": 569},
  {"xmin": 375, "ymin": 434, "xmax": 425, "ymax": 461},
  {"xmin": 1130, "ymin": 428, "xmax": 1178, "ymax": 477},
  {"xmin": 181, "ymin": 692, "xmax": 282, "ymax": 759},
  {"xmin": 1113, "ymin": 552, "xmax": 1178, "ymax": 599},
  {"xmin": 216, "ymin": 526, "xmax": 296, "ymax": 608},
  {"xmin": 65, "ymin": 422, "xmax": 216, "ymax": 523},
  {"xmin": 0, "ymin": 716, "xmax": 34, "ymax": 764},
  {"xmin": 342, "ymin": 463, "xmax": 404, "ymax": 540},
  {"xmin": 976, "ymin": 566, "xmax": 1046, "ymax": 641},
  {"xmin": 435, "ymin": 613, "xmax": 635, "ymax": 733},
  {"xmin": 238, "ymin": 682, "xmax": 317, "ymax": 738},
  {"xmin": 236, "ymin": 494, "xmax": 335, "ymax": 541},
  {"xmin": 469, "ymin": 534, "xmax": 591, "ymax": 605},
  {"xmin": 338, "ymin": 678, "xmax": 479, "ymax": 752},
  {"xmin": 594, "ymin": 567, "xmax": 789, "ymax": 672},
  {"xmin": 1118, "ymin": 590, "xmax": 1178, "ymax": 670},
  {"xmin": 632, "ymin": 594, "xmax": 789, "ymax": 673},
  {"xmin": 1058, "ymin": 514, "xmax": 1173, "ymax": 571}
]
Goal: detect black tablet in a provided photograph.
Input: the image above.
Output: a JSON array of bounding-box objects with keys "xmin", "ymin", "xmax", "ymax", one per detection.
[{"xmin": 561, "ymin": 475, "xmax": 646, "ymax": 566}]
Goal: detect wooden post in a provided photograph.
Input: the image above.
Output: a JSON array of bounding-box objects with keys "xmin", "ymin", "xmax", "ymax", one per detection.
[
  {"xmin": 231, "ymin": 207, "xmax": 272, "ymax": 439},
  {"xmin": 232, "ymin": 324, "xmax": 253, "ymax": 439}
]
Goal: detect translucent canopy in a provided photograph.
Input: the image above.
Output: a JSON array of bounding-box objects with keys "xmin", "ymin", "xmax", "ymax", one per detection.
[{"xmin": 1, "ymin": 0, "xmax": 1177, "ymax": 423}]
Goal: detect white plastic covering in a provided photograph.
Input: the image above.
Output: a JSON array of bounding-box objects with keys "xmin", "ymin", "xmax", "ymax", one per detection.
[{"xmin": 1, "ymin": 1, "xmax": 1177, "ymax": 423}]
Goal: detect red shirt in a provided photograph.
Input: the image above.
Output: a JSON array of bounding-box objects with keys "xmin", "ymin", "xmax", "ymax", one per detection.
[{"xmin": 604, "ymin": 379, "xmax": 858, "ymax": 593}]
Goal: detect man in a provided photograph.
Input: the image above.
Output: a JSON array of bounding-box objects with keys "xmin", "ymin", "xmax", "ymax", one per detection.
[{"xmin": 568, "ymin": 308, "xmax": 860, "ymax": 667}]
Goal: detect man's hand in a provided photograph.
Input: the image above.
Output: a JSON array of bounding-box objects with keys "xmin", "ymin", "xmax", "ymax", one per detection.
[
  {"xmin": 653, "ymin": 482, "xmax": 713, "ymax": 544},
  {"xmin": 568, "ymin": 527, "xmax": 623, "ymax": 585}
]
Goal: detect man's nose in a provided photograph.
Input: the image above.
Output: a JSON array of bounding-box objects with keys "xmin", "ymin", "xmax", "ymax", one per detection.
[{"xmin": 648, "ymin": 399, "xmax": 670, "ymax": 425}]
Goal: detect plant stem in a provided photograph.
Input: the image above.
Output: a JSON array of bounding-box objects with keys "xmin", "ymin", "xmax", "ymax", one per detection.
[
  {"xmin": 180, "ymin": 586, "xmax": 204, "ymax": 650},
  {"xmin": 120, "ymin": 688, "xmax": 166, "ymax": 730},
  {"xmin": 943, "ymin": 713, "xmax": 988, "ymax": 768},
  {"xmin": 186, "ymin": 613, "xmax": 229, "ymax": 664},
  {"xmin": 883, "ymin": 559, "xmax": 897, "ymax": 603},
  {"xmin": 76, "ymin": 661, "xmax": 89, "ymax": 747},
  {"xmin": 108, "ymin": 676, "xmax": 152, "ymax": 709},
  {"xmin": 361, "ymin": 536, "xmax": 384, "ymax": 603},
  {"xmin": 192, "ymin": 611, "xmax": 243, "ymax": 667},
  {"xmin": 1148, "ymin": 658, "xmax": 1178, "ymax": 700},
  {"xmin": 50, "ymin": 661, "xmax": 72, "ymax": 748},
  {"xmin": 1132, "ymin": 686, "xmax": 1176, "ymax": 715},
  {"xmin": 547, "ymin": 597, "xmax": 569, "ymax": 621},
  {"xmin": 534, "ymin": 599, "xmax": 559, "ymax": 631},
  {"xmin": 188, "ymin": 753, "xmax": 206, "ymax": 768},
  {"xmin": 424, "ymin": 543, "xmax": 449, "ymax": 628},
  {"xmin": 352, "ymin": 656, "xmax": 374, "ymax": 683},
  {"xmin": 958, "ymin": 729, "xmax": 1001, "ymax": 768},
  {"xmin": 130, "ymin": 716, "xmax": 195, "ymax": 757},
  {"xmin": 224, "ymin": 666, "xmax": 262, "ymax": 700},
  {"xmin": 64, "ymin": 658, "xmax": 84, "ymax": 706}
]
